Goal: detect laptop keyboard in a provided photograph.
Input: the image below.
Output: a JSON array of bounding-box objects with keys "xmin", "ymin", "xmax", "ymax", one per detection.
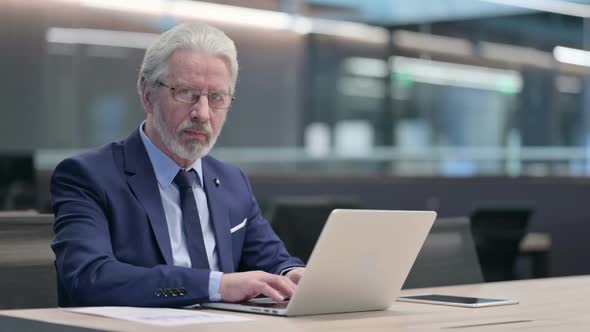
[{"xmin": 244, "ymin": 298, "xmax": 290, "ymax": 309}]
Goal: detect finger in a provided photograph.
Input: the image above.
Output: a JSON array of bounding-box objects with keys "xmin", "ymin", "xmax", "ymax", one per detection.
[
  {"xmin": 289, "ymin": 272, "xmax": 302, "ymax": 284},
  {"xmin": 266, "ymin": 275, "xmax": 296, "ymax": 298},
  {"xmin": 287, "ymin": 269, "xmax": 304, "ymax": 284},
  {"xmin": 258, "ymin": 283, "xmax": 286, "ymax": 302},
  {"xmin": 274, "ymin": 275, "xmax": 297, "ymax": 295}
]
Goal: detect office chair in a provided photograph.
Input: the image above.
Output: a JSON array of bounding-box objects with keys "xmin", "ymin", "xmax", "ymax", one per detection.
[
  {"xmin": 0, "ymin": 213, "xmax": 57, "ymax": 309},
  {"xmin": 403, "ymin": 217, "xmax": 484, "ymax": 289},
  {"xmin": 470, "ymin": 207, "xmax": 532, "ymax": 282},
  {"xmin": 268, "ymin": 195, "xmax": 360, "ymax": 263}
]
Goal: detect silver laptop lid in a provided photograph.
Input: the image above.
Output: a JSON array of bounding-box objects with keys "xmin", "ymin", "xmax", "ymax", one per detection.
[{"xmin": 285, "ymin": 209, "xmax": 436, "ymax": 316}]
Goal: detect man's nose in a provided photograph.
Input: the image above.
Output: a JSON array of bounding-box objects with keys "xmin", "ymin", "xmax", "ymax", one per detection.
[{"xmin": 188, "ymin": 95, "xmax": 210, "ymax": 121}]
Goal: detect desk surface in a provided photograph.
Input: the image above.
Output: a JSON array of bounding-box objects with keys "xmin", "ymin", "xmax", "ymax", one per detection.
[{"xmin": 1, "ymin": 275, "xmax": 588, "ymax": 332}]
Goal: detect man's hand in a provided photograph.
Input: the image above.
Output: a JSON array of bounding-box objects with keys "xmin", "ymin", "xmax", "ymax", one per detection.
[
  {"xmin": 220, "ymin": 271, "xmax": 297, "ymax": 303},
  {"xmin": 285, "ymin": 267, "xmax": 305, "ymax": 284}
]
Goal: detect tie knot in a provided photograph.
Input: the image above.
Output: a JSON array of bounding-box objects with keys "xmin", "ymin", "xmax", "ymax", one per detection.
[{"xmin": 174, "ymin": 169, "xmax": 199, "ymax": 189}]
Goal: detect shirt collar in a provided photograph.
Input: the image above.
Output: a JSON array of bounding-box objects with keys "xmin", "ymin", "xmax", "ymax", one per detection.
[{"xmin": 139, "ymin": 121, "xmax": 203, "ymax": 188}]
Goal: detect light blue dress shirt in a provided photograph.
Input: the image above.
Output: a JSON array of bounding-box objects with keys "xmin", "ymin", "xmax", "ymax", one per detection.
[{"xmin": 139, "ymin": 123, "xmax": 222, "ymax": 301}]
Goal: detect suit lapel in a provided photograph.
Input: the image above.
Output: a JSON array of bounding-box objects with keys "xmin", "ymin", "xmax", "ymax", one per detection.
[
  {"xmin": 123, "ymin": 129, "xmax": 173, "ymax": 265},
  {"xmin": 202, "ymin": 158, "xmax": 234, "ymax": 273}
]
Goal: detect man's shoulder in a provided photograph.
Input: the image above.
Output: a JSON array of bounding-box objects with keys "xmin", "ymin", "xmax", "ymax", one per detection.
[
  {"xmin": 54, "ymin": 140, "xmax": 126, "ymax": 175},
  {"xmin": 57, "ymin": 129, "xmax": 141, "ymax": 171}
]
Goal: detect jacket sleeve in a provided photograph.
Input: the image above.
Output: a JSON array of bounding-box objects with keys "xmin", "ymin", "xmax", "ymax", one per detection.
[{"xmin": 51, "ymin": 157, "xmax": 210, "ymax": 307}]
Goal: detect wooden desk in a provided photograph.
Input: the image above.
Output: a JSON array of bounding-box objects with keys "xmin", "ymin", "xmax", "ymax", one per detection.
[{"xmin": 0, "ymin": 276, "xmax": 588, "ymax": 332}]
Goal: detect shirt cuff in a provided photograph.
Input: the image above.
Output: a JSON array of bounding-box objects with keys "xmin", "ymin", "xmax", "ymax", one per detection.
[
  {"xmin": 280, "ymin": 266, "xmax": 305, "ymax": 276},
  {"xmin": 208, "ymin": 271, "xmax": 223, "ymax": 302}
]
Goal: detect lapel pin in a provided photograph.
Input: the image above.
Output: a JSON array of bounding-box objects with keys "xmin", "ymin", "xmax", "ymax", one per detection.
[{"xmin": 214, "ymin": 178, "xmax": 220, "ymax": 187}]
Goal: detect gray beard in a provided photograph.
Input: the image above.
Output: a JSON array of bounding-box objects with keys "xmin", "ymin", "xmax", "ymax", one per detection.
[{"xmin": 152, "ymin": 105, "xmax": 221, "ymax": 161}]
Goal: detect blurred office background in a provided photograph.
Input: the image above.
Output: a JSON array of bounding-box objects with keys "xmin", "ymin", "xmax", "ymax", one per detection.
[{"xmin": 2, "ymin": 0, "xmax": 590, "ymax": 303}]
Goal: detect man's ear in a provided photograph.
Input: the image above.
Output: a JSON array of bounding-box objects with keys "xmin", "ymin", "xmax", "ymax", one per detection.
[{"xmin": 140, "ymin": 79, "xmax": 156, "ymax": 115}]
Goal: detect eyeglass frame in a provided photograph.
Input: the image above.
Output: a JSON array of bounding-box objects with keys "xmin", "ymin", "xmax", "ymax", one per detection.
[{"xmin": 155, "ymin": 80, "xmax": 235, "ymax": 109}]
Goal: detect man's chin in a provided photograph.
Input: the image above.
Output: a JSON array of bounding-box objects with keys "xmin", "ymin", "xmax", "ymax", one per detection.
[
  {"xmin": 171, "ymin": 133, "xmax": 217, "ymax": 160},
  {"xmin": 184, "ymin": 136, "xmax": 209, "ymax": 145},
  {"xmin": 179, "ymin": 144, "xmax": 211, "ymax": 160}
]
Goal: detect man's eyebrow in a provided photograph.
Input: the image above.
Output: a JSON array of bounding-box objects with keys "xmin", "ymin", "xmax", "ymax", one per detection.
[
  {"xmin": 167, "ymin": 81, "xmax": 230, "ymax": 93},
  {"xmin": 209, "ymin": 87, "xmax": 231, "ymax": 94}
]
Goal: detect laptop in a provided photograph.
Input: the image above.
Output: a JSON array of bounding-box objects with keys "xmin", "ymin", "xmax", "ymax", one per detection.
[{"xmin": 201, "ymin": 209, "xmax": 436, "ymax": 316}]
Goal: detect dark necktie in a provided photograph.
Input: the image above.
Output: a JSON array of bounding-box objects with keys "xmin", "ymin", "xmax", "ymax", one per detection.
[{"xmin": 173, "ymin": 169, "xmax": 210, "ymax": 269}]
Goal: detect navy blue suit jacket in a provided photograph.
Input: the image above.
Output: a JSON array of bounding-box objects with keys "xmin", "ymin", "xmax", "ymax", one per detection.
[{"xmin": 50, "ymin": 129, "xmax": 303, "ymax": 307}]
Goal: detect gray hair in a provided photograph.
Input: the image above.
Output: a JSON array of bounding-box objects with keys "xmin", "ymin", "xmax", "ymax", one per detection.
[{"xmin": 137, "ymin": 23, "xmax": 238, "ymax": 95}]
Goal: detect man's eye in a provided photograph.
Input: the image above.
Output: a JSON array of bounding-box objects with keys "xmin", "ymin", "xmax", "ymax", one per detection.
[{"xmin": 176, "ymin": 88, "xmax": 194, "ymax": 98}]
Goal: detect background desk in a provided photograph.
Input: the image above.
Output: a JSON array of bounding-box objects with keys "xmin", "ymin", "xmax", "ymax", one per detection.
[{"xmin": 0, "ymin": 276, "xmax": 588, "ymax": 332}]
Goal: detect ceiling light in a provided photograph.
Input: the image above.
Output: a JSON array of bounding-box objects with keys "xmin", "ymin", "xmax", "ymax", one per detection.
[
  {"xmin": 393, "ymin": 30, "xmax": 473, "ymax": 57},
  {"xmin": 479, "ymin": 41, "xmax": 554, "ymax": 68},
  {"xmin": 554, "ymin": 46, "xmax": 590, "ymax": 67},
  {"xmin": 391, "ymin": 56, "xmax": 523, "ymax": 93},
  {"xmin": 78, "ymin": 0, "xmax": 387, "ymax": 43},
  {"xmin": 46, "ymin": 28, "xmax": 159, "ymax": 49}
]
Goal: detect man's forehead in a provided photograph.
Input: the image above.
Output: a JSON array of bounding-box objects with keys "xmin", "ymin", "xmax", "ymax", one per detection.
[
  {"xmin": 165, "ymin": 50, "xmax": 230, "ymax": 85},
  {"xmin": 168, "ymin": 49, "xmax": 228, "ymax": 69},
  {"xmin": 168, "ymin": 52, "xmax": 228, "ymax": 74}
]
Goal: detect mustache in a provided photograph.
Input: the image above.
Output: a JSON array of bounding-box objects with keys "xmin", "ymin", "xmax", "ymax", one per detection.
[{"xmin": 176, "ymin": 120, "xmax": 213, "ymax": 136}]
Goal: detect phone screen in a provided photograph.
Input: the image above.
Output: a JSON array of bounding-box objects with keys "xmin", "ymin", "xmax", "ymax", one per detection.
[{"xmin": 400, "ymin": 294, "xmax": 504, "ymax": 304}]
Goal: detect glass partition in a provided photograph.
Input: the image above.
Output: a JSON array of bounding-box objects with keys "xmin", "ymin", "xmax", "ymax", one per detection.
[{"xmin": 2, "ymin": 1, "xmax": 590, "ymax": 177}]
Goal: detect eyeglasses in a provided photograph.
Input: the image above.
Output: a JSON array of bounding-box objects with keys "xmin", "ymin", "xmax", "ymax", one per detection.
[{"xmin": 156, "ymin": 81, "xmax": 235, "ymax": 109}]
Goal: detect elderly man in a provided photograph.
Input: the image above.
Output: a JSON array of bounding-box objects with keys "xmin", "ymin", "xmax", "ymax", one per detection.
[{"xmin": 51, "ymin": 23, "xmax": 305, "ymax": 307}]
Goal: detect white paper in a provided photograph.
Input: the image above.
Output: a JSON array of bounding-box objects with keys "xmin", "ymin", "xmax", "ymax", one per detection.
[{"xmin": 66, "ymin": 306, "xmax": 252, "ymax": 326}]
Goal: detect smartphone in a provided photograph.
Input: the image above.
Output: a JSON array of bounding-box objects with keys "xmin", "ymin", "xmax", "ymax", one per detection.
[{"xmin": 397, "ymin": 294, "xmax": 518, "ymax": 308}]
